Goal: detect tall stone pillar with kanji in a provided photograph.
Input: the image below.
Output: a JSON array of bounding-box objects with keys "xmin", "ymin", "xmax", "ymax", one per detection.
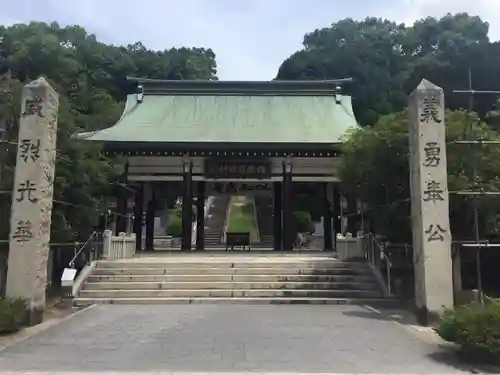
[
  {"xmin": 408, "ymin": 79, "xmax": 453, "ymax": 325},
  {"xmin": 6, "ymin": 77, "xmax": 59, "ymax": 326}
]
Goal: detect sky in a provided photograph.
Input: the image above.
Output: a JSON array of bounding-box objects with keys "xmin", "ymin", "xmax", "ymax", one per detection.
[{"xmin": 2, "ymin": 0, "xmax": 500, "ymax": 80}]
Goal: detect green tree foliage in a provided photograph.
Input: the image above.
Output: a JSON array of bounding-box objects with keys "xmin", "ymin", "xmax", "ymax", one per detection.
[
  {"xmin": 276, "ymin": 13, "xmax": 500, "ymax": 125},
  {"xmin": 339, "ymin": 110, "xmax": 500, "ymax": 242},
  {"xmin": 436, "ymin": 300, "xmax": 500, "ymax": 363},
  {"xmin": 0, "ymin": 21, "xmax": 217, "ymax": 243},
  {"xmin": 165, "ymin": 216, "xmax": 182, "ymax": 238},
  {"xmin": 293, "ymin": 211, "xmax": 314, "ymax": 233}
]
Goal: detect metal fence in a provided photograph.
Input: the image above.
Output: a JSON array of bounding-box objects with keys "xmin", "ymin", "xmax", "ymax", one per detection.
[
  {"xmin": 0, "ymin": 233, "xmax": 103, "ymax": 298},
  {"xmin": 362, "ymin": 234, "xmax": 414, "ymax": 298}
]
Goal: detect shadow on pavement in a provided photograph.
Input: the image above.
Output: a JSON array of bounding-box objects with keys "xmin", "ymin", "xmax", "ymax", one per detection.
[
  {"xmin": 427, "ymin": 349, "xmax": 494, "ymax": 374},
  {"xmin": 343, "ymin": 306, "xmax": 500, "ymax": 374},
  {"xmin": 342, "ymin": 306, "xmax": 417, "ymax": 325}
]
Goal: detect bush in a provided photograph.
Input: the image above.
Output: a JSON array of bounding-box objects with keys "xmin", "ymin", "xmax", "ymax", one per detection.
[
  {"xmin": 174, "ymin": 203, "xmax": 196, "ymax": 221},
  {"xmin": 293, "ymin": 211, "xmax": 314, "ymax": 233},
  {"xmin": 166, "ymin": 215, "xmax": 182, "ymax": 237},
  {"xmin": 436, "ymin": 299, "xmax": 500, "ymax": 363},
  {"xmin": 0, "ymin": 297, "xmax": 27, "ymax": 334}
]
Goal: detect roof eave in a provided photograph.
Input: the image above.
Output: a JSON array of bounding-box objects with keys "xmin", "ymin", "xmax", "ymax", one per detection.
[{"xmin": 101, "ymin": 141, "xmax": 342, "ymax": 153}]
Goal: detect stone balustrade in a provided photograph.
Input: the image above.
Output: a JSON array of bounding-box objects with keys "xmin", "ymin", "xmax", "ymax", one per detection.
[{"xmin": 102, "ymin": 230, "xmax": 136, "ymax": 260}]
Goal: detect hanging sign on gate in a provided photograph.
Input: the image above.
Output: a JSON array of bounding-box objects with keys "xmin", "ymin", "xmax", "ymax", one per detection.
[{"xmin": 204, "ymin": 158, "xmax": 271, "ymax": 179}]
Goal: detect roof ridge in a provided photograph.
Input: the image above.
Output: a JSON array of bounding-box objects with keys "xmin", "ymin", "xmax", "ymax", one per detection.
[{"xmin": 127, "ymin": 76, "xmax": 353, "ymax": 96}]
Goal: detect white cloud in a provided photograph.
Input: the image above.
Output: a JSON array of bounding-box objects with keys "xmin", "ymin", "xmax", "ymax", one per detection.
[{"xmin": 1, "ymin": 0, "xmax": 500, "ymax": 80}]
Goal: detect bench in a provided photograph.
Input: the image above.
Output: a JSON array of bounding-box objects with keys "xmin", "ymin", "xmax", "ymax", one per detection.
[{"xmin": 225, "ymin": 232, "xmax": 251, "ymax": 251}]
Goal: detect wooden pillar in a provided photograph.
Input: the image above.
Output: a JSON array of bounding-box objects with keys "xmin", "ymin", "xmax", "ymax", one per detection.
[
  {"xmin": 323, "ymin": 183, "xmax": 333, "ymax": 251},
  {"xmin": 282, "ymin": 157, "xmax": 294, "ymax": 251},
  {"xmin": 97, "ymin": 213, "xmax": 106, "ymax": 233},
  {"xmin": 115, "ymin": 185, "xmax": 128, "ymax": 235},
  {"xmin": 133, "ymin": 182, "xmax": 144, "ymax": 251},
  {"xmin": 273, "ymin": 182, "xmax": 282, "ymax": 250},
  {"xmin": 196, "ymin": 181, "xmax": 206, "ymax": 250},
  {"xmin": 145, "ymin": 184, "xmax": 155, "ymax": 251},
  {"xmin": 346, "ymin": 193, "xmax": 357, "ymax": 235},
  {"xmin": 181, "ymin": 157, "xmax": 193, "ymax": 250}
]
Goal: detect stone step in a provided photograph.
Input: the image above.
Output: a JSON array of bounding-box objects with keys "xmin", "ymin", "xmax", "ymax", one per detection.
[
  {"xmin": 92, "ymin": 267, "xmax": 373, "ymax": 276},
  {"xmin": 95, "ymin": 260, "xmax": 365, "ymax": 269},
  {"xmin": 74, "ymin": 297, "xmax": 401, "ymax": 307},
  {"xmin": 79, "ymin": 288, "xmax": 383, "ymax": 298},
  {"xmin": 85, "ymin": 281, "xmax": 380, "ymax": 290},
  {"xmin": 87, "ymin": 274, "xmax": 376, "ymax": 283}
]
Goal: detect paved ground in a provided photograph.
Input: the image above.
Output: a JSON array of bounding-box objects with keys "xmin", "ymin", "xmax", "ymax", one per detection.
[{"xmin": 0, "ymin": 304, "xmax": 478, "ymax": 374}]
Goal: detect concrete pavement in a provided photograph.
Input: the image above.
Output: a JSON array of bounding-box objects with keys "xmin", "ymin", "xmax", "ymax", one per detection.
[{"xmin": 0, "ymin": 304, "xmax": 477, "ymax": 373}]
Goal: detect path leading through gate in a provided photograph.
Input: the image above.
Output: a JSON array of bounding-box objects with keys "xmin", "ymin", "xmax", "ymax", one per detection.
[{"xmin": 0, "ymin": 304, "xmax": 475, "ymax": 374}]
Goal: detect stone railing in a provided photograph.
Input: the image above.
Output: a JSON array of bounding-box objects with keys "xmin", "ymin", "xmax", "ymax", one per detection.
[
  {"xmin": 102, "ymin": 229, "xmax": 136, "ymax": 260},
  {"xmin": 221, "ymin": 195, "xmax": 235, "ymax": 244},
  {"xmin": 249, "ymin": 195, "xmax": 260, "ymax": 243}
]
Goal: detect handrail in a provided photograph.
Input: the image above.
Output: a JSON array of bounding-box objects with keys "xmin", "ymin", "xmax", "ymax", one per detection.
[
  {"xmin": 204, "ymin": 196, "xmax": 214, "ymax": 223},
  {"xmin": 250, "ymin": 194, "xmax": 260, "ymax": 243},
  {"xmin": 366, "ymin": 232, "xmax": 393, "ymax": 267},
  {"xmin": 69, "ymin": 231, "xmax": 97, "ymax": 267},
  {"xmin": 221, "ymin": 195, "xmax": 233, "ymax": 243},
  {"xmin": 364, "ymin": 232, "xmax": 393, "ymax": 295}
]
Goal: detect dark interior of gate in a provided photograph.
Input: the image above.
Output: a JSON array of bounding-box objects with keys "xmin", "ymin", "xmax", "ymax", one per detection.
[{"xmin": 79, "ymin": 77, "xmax": 360, "ymax": 252}]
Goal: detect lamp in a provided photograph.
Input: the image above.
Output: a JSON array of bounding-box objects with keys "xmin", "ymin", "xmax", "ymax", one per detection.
[
  {"xmin": 284, "ymin": 154, "xmax": 292, "ymax": 173},
  {"xmin": 335, "ymin": 84, "xmax": 342, "ymax": 104},
  {"xmin": 182, "ymin": 154, "xmax": 191, "ymax": 173},
  {"xmin": 137, "ymin": 85, "xmax": 144, "ymax": 103}
]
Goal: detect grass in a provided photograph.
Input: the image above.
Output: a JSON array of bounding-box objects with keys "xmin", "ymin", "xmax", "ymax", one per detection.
[{"xmin": 226, "ymin": 196, "xmax": 258, "ymax": 243}]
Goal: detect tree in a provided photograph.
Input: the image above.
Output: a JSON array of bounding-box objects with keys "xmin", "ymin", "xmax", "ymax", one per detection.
[
  {"xmin": 276, "ymin": 14, "xmax": 499, "ymax": 126},
  {"xmin": 0, "ymin": 74, "xmax": 22, "ymax": 243},
  {"xmin": 0, "ymin": 21, "xmax": 218, "ymax": 243},
  {"xmin": 339, "ymin": 109, "xmax": 500, "ymax": 242}
]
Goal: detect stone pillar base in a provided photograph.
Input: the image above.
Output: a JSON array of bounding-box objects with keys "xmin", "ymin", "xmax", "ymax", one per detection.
[{"xmin": 25, "ymin": 306, "xmax": 44, "ymax": 327}]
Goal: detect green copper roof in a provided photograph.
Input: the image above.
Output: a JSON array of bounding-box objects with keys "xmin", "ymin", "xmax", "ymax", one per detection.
[{"xmin": 80, "ymin": 80, "xmax": 358, "ymax": 145}]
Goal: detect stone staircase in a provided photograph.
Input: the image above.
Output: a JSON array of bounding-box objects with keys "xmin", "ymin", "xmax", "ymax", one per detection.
[
  {"xmin": 205, "ymin": 228, "xmax": 223, "ymax": 248},
  {"xmin": 204, "ymin": 194, "xmax": 230, "ymax": 248},
  {"xmin": 254, "ymin": 193, "xmax": 274, "ymax": 249},
  {"xmin": 252, "ymin": 235, "xmax": 274, "ymax": 249},
  {"xmin": 74, "ymin": 254, "xmax": 400, "ymax": 307}
]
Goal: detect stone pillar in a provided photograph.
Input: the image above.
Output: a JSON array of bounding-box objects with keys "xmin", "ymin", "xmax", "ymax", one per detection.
[
  {"xmin": 196, "ymin": 181, "xmax": 206, "ymax": 250},
  {"xmin": 409, "ymin": 79, "xmax": 453, "ymax": 324},
  {"xmin": 181, "ymin": 157, "xmax": 193, "ymax": 250},
  {"xmin": 145, "ymin": 185, "xmax": 155, "ymax": 251},
  {"xmin": 323, "ymin": 183, "xmax": 333, "ymax": 251},
  {"xmin": 6, "ymin": 77, "xmax": 59, "ymax": 326},
  {"xmin": 102, "ymin": 229, "xmax": 112, "ymax": 260},
  {"xmin": 282, "ymin": 157, "xmax": 294, "ymax": 251},
  {"xmin": 273, "ymin": 182, "xmax": 282, "ymax": 250},
  {"xmin": 133, "ymin": 182, "xmax": 144, "ymax": 251}
]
